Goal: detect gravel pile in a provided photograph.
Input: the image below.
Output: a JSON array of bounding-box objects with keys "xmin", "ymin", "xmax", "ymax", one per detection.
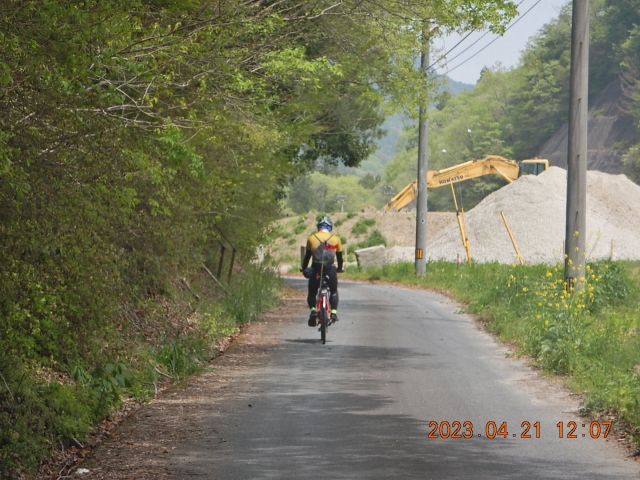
[{"xmin": 426, "ymin": 166, "xmax": 640, "ymax": 265}]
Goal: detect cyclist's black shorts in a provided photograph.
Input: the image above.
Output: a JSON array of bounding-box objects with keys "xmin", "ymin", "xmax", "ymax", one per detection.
[{"xmin": 307, "ymin": 263, "xmax": 338, "ymax": 309}]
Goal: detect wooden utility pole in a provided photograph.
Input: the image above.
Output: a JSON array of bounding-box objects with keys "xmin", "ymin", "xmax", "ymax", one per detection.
[
  {"xmin": 565, "ymin": 0, "xmax": 589, "ymax": 290},
  {"xmin": 415, "ymin": 27, "xmax": 429, "ymax": 276}
]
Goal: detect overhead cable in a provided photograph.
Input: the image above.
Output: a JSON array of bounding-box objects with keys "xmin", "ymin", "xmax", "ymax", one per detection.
[
  {"xmin": 428, "ymin": 0, "xmax": 528, "ymax": 71},
  {"xmin": 444, "ymin": 0, "xmax": 544, "ymax": 75}
]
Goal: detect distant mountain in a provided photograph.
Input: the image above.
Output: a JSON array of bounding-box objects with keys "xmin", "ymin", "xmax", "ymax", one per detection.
[
  {"xmin": 444, "ymin": 77, "xmax": 474, "ymax": 96},
  {"xmin": 374, "ymin": 113, "xmax": 406, "ymax": 162}
]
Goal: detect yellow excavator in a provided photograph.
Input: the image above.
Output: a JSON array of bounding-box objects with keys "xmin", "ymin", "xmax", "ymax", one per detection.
[
  {"xmin": 383, "ymin": 155, "xmax": 549, "ymax": 266},
  {"xmin": 383, "ymin": 155, "xmax": 549, "ymax": 213}
]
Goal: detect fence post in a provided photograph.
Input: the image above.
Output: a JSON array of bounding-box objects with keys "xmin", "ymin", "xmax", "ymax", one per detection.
[
  {"xmin": 300, "ymin": 246, "xmax": 306, "ymax": 268},
  {"xmin": 217, "ymin": 246, "xmax": 226, "ymax": 278},
  {"xmin": 228, "ymin": 248, "xmax": 236, "ymax": 282}
]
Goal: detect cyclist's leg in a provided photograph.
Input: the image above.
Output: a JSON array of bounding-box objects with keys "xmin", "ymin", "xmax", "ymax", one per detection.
[
  {"xmin": 326, "ymin": 265, "xmax": 339, "ymax": 321},
  {"xmin": 307, "ymin": 274, "xmax": 319, "ymax": 326},
  {"xmin": 307, "ymin": 274, "xmax": 319, "ymax": 309}
]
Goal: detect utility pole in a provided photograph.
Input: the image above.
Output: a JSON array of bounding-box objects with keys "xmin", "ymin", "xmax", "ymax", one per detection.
[
  {"xmin": 383, "ymin": 185, "xmax": 395, "ymax": 202},
  {"xmin": 415, "ymin": 25, "xmax": 429, "ymax": 276},
  {"xmin": 336, "ymin": 194, "xmax": 347, "ymax": 213},
  {"xmin": 565, "ymin": 0, "xmax": 589, "ymax": 291}
]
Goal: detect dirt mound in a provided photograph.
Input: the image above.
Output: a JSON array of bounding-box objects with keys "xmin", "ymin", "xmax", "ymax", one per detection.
[{"xmin": 426, "ymin": 167, "xmax": 640, "ymax": 265}]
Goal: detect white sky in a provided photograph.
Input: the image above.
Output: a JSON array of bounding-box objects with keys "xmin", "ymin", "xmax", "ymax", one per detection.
[{"xmin": 435, "ymin": 0, "xmax": 568, "ymax": 85}]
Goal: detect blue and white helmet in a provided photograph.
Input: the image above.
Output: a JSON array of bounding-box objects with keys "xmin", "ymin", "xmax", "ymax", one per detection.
[{"xmin": 317, "ymin": 215, "xmax": 333, "ymax": 232}]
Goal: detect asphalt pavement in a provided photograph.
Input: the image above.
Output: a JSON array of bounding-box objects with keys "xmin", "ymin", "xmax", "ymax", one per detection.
[{"xmin": 172, "ymin": 278, "xmax": 640, "ymax": 479}]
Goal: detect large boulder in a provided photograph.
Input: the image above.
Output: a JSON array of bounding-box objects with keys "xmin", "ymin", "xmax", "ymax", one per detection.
[
  {"xmin": 385, "ymin": 246, "xmax": 414, "ymax": 264},
  {"xmin": 354, "ymin": 245, "xmax": 386, "ymax": 268}
]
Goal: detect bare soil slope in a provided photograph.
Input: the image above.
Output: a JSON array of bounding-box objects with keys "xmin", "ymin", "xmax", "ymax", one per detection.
[{"xmin": 268, "ymin": 210, "xmax": 457, "ymax": 269}]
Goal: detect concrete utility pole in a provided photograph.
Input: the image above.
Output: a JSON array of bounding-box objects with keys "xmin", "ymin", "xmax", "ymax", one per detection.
[
  {"xmin": 565, "ymin": 0, "xmax": 589, "ymax": 290},
  {"xmin": 415, "ymin": 27, "xmax": 429, "ymax": 276},
  {"xmin": 336, "ymin": 194, "xmax": 347, "ymax": 213}
]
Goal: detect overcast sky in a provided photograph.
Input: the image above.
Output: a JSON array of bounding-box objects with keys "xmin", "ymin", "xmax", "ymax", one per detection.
[{"xmin": 435, "ymin": 0, "xmax": 568, "ymax": 85}]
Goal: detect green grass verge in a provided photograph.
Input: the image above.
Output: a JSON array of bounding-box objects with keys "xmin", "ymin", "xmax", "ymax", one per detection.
[{"xmin": 343, "ymin": 260, "xmax": 640, "ymax": 440}]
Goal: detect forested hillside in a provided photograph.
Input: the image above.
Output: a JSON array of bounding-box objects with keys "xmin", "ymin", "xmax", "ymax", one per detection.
[
  {"xmin": 285, "ymin": 75, "xmax": 474, "ymax": 214},
  {"xmin": 384, "ymin": 0, "xmax": 640, "ymax": 212},
  {"xmin": 0, "ymin": 0, "xmax": 520, "ymax": 476}
]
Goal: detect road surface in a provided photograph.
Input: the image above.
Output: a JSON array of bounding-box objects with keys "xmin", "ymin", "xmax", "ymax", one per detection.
[{"xmin": 171, "ymin": 278, "xmax": 639, "ymax": 479}]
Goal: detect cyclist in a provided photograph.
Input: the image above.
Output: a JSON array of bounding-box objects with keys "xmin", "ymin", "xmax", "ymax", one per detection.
[{"xmin": 301, "ymin": 215, "xmax": 344, "ymax": 327}]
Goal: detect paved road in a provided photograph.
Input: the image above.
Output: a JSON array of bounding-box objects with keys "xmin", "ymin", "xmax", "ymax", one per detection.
[{"xmin": 173, "ymin": 278, "xmax": 640, "ymax": 479}]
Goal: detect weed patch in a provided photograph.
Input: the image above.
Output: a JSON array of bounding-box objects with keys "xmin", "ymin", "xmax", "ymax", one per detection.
[
  {"xmin": 351, "ymin": 218, "xmax": 376, "ymax": 236},
  {"xmin": 348, "ymin": 229, "xmax": 387, "ymax": 254}
]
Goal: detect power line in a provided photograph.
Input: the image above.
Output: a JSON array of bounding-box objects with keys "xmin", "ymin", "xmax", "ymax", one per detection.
[
  {"xmin": 428, "ymin": 0, "xmax": 528, "ymax": 72},
  {"xmin": 444, "ymin": 0, "xmax": 544, "ymax": 75},
  {"xmin": 437, "ymin": 30, "xmax": 491, "ymax": 69},
  {"xmin": 431, "ymin": 30, "xmax": 478, "ymax": 70}
]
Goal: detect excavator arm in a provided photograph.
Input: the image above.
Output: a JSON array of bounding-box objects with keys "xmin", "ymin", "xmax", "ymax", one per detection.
[
  {"xmin": 426, "ymin": 155, "xmax": 519, "ymax": 188},
  {"xmin": 384, "ymin": 156, "xmax": 548, "ymax": 212},
  {"xmin": 385, "ymin": 180, "xmax": 418, "ymax": 213}
]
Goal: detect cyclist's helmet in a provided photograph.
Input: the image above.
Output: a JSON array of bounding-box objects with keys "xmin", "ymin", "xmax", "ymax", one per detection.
[{"xmin": 317, "ymin": 215, "xmax": 333, "ymax": 232}]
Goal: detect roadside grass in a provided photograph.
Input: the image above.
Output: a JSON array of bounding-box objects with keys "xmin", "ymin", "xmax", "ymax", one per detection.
[
  {"xmin": 0, "ymin": 265, "xmax": 282, "ymax": 477},
  {"xmin": 347, "ymin": 229, "xmax": 387, "ymax": 255},
  {"xmin": 344, "ymin": 260, "xmax": 640, "ymax": 440}
]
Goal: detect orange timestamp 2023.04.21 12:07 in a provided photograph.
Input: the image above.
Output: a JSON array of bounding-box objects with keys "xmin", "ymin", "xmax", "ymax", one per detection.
[{"xmin": 427, "ymin": 421, "xmax": 612, "ymax": 439}]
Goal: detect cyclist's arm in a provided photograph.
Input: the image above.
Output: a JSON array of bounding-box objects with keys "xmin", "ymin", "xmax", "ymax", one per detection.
[
  {"xmin": 336, "ymin": 251, "xmax": 344, "ymax": 271},
  {"xmin": 301, "ymin": 250, "xmax": 312, "ymax": 270}
]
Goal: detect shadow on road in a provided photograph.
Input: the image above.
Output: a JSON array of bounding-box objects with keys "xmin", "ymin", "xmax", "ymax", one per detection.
[{"xmin": 172, "ymin": 339, "xmax": 617, "ymax": 480}]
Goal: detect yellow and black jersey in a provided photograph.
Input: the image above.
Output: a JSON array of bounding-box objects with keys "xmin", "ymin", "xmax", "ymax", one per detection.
[{"xmin": 305, "ymin": 230, "xmax": 343, "ymax": 266}]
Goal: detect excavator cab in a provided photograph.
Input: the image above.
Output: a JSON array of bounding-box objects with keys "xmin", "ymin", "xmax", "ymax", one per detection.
[{"xmin": 518, "ymin": 159, "xmax": 549, "ymax": 177}]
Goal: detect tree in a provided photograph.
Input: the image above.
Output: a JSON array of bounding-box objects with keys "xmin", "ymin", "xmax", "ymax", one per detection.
[{"xmin": 359, "ymin": 173, "xmax": 380, "ymax": 189}]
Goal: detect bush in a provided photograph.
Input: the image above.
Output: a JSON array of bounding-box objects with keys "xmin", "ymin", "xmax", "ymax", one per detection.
[
  {"xmin": 351, "ymin": 217, "xmax": 376, "ymax": 236},
  {"xmin": 293, "ymin": 223, "xmax": 307, "ymax": 234},
  {"xmin": 360, "ymin": 229, "xmax": 386, "ymax": 248},
  {"xmin": 348, "ymin": 229, "xmax": 387, "ymax": 253},
  {"xmin": 0, "ymin": 355, "xmax": 98, "ymax": 476},
  {"xmin": 0, "ymin": 265, "xmax": 284, "ymax": 477}
]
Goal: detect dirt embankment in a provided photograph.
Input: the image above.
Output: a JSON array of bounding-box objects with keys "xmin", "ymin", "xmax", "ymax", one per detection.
[
  {"xmin": 539, "ymin": 78, "xmax": 638, "ymax": 174},
  {"xmin": 268, "ymin": 210, "xmax": 457, "ymax": 268}
]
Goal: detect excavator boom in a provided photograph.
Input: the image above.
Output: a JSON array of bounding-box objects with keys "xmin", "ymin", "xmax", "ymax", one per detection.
[
  {"xmin": 426, "ymin": 155, "xmax": 519, "ymax": 187},
  {"xmin": 384, "ymin": 156, "xmax": 548, "ymax": 212}
]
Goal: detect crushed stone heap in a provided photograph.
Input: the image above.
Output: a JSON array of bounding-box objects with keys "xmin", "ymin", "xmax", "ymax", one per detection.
[{"xmin": 426, "ymin": 166, "xmax": 640, "ymax": 265}]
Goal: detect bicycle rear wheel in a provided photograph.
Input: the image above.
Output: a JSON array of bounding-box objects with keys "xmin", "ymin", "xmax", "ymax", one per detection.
[{"xmin": 320, "ymin": 305, "xmax": 327, "ymax": 344}]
